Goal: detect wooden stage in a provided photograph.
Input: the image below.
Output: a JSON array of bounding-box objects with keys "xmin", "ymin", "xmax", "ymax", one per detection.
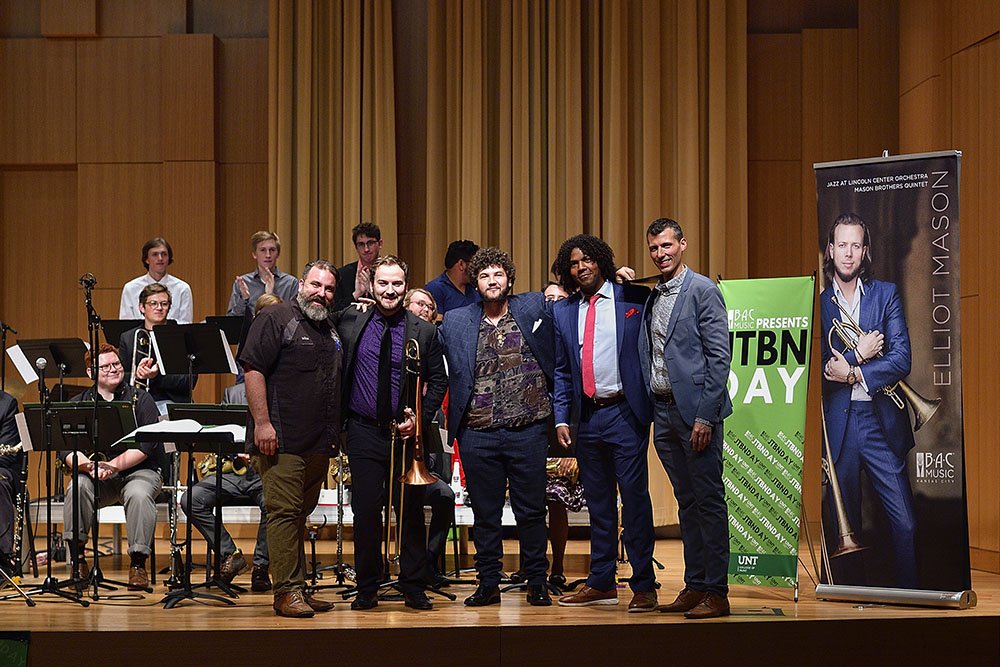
[{"xmin": 1, "ymin": 537, "xmax": 997, "ymax": 667}]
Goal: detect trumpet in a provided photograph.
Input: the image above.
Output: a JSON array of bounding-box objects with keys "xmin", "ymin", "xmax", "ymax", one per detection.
[
  {"xmin": 131, "ymin": 328, "xmax": 153, "ymax": 391},
  {"xmin": 828, "ymin": 295, "xmax": 941, "ymax": 432},
  {"xmin": 197, "ymin": 452, "xmax": 249, "ymax": 477}
]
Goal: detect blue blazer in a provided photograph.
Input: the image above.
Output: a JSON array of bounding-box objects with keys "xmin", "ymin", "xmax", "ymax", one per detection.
[
  {"xmin": 552, "ymin": 282, "xmax": 652, "ymax": 427},
  {"xmin": 639, "ymin": 269, "xmax": 733, "ymax": 427},
  {"xmin": 438, "ymin": 292, "xmax": 554, "ymax": 445},
  {"xmin": 820, "ymin": 279, "xmax": 915, "ymax": 462}
]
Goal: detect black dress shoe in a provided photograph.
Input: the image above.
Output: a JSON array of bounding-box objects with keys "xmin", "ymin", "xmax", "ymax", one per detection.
[
  {"xmin": 464, "ymin": 584, "xmax": 501, "ymax": 607},
  {"xmin": 351, "ymin": 591, "xmax": 379, "ymax": 611},
  {"xmin": 527, "ymin": 584, "xmax": 552, "ymax": 606},
  {"xmin": 404, "ymin": 591, "xmax": 433, "ymax": 610}
]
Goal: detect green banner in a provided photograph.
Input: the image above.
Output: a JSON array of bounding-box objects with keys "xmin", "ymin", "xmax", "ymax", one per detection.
[{"xmin": 720, "ymin": 276, "xmax": 814, "ymax": 588}]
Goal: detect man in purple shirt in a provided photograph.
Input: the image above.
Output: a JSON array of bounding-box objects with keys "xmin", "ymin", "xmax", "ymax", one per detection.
[
  {"xmin": 334, "ymin": 256, "xmax": 448, "ymax": 611},
  {"xmin": 424, "ymin": 239, "xmax": 480, "ymax": 318}
]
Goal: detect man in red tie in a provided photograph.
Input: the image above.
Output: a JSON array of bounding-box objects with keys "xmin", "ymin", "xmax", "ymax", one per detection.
[{"xmin": 550, "ymin": 235, "xmax": 658, "ymax": 612}]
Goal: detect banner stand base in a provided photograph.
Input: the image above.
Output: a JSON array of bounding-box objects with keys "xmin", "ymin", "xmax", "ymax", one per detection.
[{"xmin": 815, "ymin": 584, "xmax": 977, "ymax": 609}]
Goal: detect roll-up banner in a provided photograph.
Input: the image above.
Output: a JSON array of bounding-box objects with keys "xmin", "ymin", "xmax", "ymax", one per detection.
[
  {"xmin": 814, "ymin": 151, "xmax": 971, "ymax": 594},
  {"xmin": 721, "ymin": 276, "xmax": 814, "ymax": 589}
]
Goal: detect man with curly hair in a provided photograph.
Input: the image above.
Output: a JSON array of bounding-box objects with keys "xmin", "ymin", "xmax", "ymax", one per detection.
[
  {"xmin": 439, "ymin": 247, "xmax": 555, "ymax": 608},
  {"xmin": 550, "ymin": 235, "xmax": 657, "ymax": 612}
]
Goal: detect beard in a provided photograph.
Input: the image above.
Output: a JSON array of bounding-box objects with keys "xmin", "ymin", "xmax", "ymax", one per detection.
[
  {"xmin": 835, "ymin": 264, "xmax": 861, "ymax": 284},
  {"xmin": 297, "ymin": 292, "xmax": 331, "ymax": 321},
  {"xmin": 480, "ymin": 284, "xmax": 512, "ymax": 304}
]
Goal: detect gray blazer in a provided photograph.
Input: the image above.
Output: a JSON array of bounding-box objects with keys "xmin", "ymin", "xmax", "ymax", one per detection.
[{"xmin": 639, "ymin": 268, "xmax": 733, "ymax": 427}]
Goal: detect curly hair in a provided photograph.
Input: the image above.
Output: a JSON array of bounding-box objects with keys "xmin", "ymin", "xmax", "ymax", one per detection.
[
  {"xmin": 467, "ymin": 247, "xmax": 516, "ymax": 287},
  {"xmin": 553, "ymin": 235, "xmax": 617, "ymax": 294}
]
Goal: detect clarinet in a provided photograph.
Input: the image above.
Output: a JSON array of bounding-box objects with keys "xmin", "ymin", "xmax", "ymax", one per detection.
[{"xmin": 2, "ymin": 444, "xmax": 27, "ymax": 577}]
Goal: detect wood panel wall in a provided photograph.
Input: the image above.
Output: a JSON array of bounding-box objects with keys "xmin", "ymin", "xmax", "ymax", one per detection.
[{"xmin": 0, "ymin": 1, "xmax": 268, "ymax": 451}]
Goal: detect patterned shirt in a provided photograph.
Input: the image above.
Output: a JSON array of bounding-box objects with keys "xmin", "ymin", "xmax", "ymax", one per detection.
[
  {"xmin": 650, "ymin": 267, "xmax": 687, "ymax": 395},
  {"xmin": 465, "ymin": 311, "xmax": 551, "ymax": 429}
]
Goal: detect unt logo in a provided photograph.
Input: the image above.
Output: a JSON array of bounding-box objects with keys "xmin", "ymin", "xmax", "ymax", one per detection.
[{"xmin": 738, "ymin": 555, "xmax": 758, "ymax": 567}]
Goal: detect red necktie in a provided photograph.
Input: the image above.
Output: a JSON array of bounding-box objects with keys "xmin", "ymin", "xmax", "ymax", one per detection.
[{"xmin": 582, "ymin": 293, "xmax": 599, "ymax": 398}]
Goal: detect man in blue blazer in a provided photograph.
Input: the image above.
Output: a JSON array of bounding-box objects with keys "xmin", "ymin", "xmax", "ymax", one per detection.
[
  {"xmin": 820, "ymin": 212, "xmax": 917, "ymax": 588},
  {"xmin": 550, "ymin": 235, "xmax": 658, "ymax": 612},
  {"xmin": 640, "ymin": 218, "xmax": 733, "ymax": 619},
  {"xmin": 439, "ymin": 247, "xmax": 555, "ymax": 607}
]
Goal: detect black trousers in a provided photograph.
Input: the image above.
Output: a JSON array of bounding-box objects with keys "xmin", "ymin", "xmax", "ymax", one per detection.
[{"xmin": 347, "ymin": 418, "xmax": 427, "ymax": 595}]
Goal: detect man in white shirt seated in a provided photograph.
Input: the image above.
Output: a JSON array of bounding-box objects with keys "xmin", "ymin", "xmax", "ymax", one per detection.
[{"xmin": 120, "ymin": 237, "xmax": 194, "ymax": 324}]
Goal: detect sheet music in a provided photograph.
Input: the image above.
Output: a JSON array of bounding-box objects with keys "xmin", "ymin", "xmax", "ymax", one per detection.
[
  {"xmin": 114, "ymin": 419, "xmax": 246, "ymax": 449},
  {"xmin": 7, "ymin": 345, "xmax": 37, "ymax": 384},
  {"xmin": 14, "ymin": 412, "xmax": 32, "ymax": 451}
]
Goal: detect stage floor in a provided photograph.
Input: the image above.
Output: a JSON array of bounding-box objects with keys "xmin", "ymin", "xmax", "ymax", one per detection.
[{"xmin": 1, "ymin": 537, "xmax": 998, "ymax": 666}]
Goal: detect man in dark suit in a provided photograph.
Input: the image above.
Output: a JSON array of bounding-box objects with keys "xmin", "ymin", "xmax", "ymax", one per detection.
[
  {"xmin": 439, "ymin": 247, "xmax": 555, "ymax": 607},
  {"xmin": 820, "ymin": 212, "xmax": 917, "ymax": 588},
  {"xmin": 333, "ymin": 222, "xmax": 383, "ymax": 312},
  {"xmin": 336, "ymin": 255, "xmax": 447, "ymax": 611},
  {"xmin": 639, "ymin": 217, "xmax": 733, "ymax": 619},
  {"xmin": 550, "ymin": 235, "xmax": 657, "ymax": 612}
]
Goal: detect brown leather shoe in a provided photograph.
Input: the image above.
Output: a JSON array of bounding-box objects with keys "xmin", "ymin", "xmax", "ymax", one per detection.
[
  {"xmin": 273, "ymin": 590, "xmax": 316, "ymax": 618},
  {"xmin": 127, "ymin": 564, "xmax": 149, "ymax": 591},
  {"xmin": 74, "ymin": 556, "xmax": 91, "ymax": 582},
  {"xmin": 658, "ymin": 587, "xmax": 705, "ymax": 613},
  {"xmin": 220, "ymin": 550, "xmax": 248, "ymax": 584},
  {"xmin": 303, "ymin": 591, "xmax": 335, "ymax": 612},
  {"xmin": 558, "ymin": 585, "xmax": 618, "ymax": 607},
  {"xmin": 628, "ymin": 590, "xmax": 658, "ymax": 613},
  {"xmin": 684, "ymin": 592, "xmax": 730, "ymax": 619}
]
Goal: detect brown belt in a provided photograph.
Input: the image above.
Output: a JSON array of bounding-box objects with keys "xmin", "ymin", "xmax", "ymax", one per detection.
[{"xmin": 654, "ymin": 391, "xmax": 675, "ymax": 405}]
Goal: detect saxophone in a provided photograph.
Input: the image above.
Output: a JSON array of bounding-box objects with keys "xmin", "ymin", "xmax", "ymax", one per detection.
[{"xmin": 1, "ymin": 443, "xmax": 26, "ymax": 577}]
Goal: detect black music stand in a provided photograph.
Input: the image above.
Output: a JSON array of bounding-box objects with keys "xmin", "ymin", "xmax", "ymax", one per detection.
[
  {"xmin": 152, "ymin": 323, "xmax": 236, "ymax": 401},
  {"xmin": 14, "ymin": 339, "xmax": 88, "ymax": 402},
  {"xmin": 167, "ymin": 404, "xmax": 249, "ymax": 598},
  {"xmin": 101, "ymin": 319, "xmax": 178, "ymax": 346},
  {"xmin": 138, "ymin": 430, "xmax": 240, "ymax": 609},
  {"xmin": 205, "ymin": 316, "xmax": 244, "ymax": 347},
  {"xmin": 2, "ymin": 390, "xmax": 88, "ymax": 607},
  {"xmin": 25, "ymin": 401, "xmax": 140, "ymax": 598}
]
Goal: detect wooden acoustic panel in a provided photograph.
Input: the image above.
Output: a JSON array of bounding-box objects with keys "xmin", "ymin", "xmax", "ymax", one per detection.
[
  {"xmin": 747, "ymin": 34, "xmax": 801, "ymax": 162},
  {"xmin": 949, "ymin": 0, "xmax": 999, "ymax": 57},
  {"xmin": 97, "ymin": 0, "xmax": 186, "ymax": 37},
  {"xmin": 748, "ymin": 160, "xmax": 801, "ymax": 279},
  {"xmin": 77, "ymin": 163, "xmax": 163, "ymax": 290},
  {"xmin": 857, "ymin": 0, "xmax": 898, "ymax": 158},
  {"xmin": 950, "ymin": 47, "xmax": 980, "ymax": 300},
  {"xmin": 899, "ymin": 0, "xmax": 946, "ymax": 95},
  {"xmin": 0, "ymin": 1, "xmax": 42, "ymax": 37},
  {"xmin": 218, "ymin": 38, "xmax": 267, "ymax": 164},
  {"xmin": 0, "ymin": 39, "xmax": 76, "ymax": 165},
  {"xmin": 77, "ymin": 38, "xmax": 162, "ymax": 163},
  {"xmin": 191, "ymin": 0, "xmax": 268, "ymax": 38},
  {"xmin": 218, "ymin": 163, "xmax": 268, "ymax": 314},
  {"xmin": 0, "ymin": 170, "xmax": 78, "ymax": 346},
  {"xmin": 161, "ymin": 34, "xmax": 217, "ymax": 162},
  {"xmin": 899, "ymin": 78, "xmax": 947, "ymax": 155},
  {"xmin": 162, "ymin": 161, "xmax": 217, "ymax": 323},
  {"xmin": 40, "ymin": 0, "xmax": 96, "ymax": 36}
]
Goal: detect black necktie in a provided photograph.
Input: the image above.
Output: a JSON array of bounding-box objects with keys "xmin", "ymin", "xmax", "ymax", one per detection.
[{"xmin": 377, "ymin": 320, "xmax": 393, "ymax": 423}]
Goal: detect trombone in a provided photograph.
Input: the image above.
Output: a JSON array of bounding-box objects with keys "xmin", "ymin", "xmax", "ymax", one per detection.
[
  {"xmin": 131, "ymin": 328, "xmax": 153, "ymax": 392},
  {"xmin": 819, "ymin": 403, "xmax": 865, "ymax": 562},
  {"xmin": 828, "ymin": 294, "xmax": 941, "ymax": 431}
]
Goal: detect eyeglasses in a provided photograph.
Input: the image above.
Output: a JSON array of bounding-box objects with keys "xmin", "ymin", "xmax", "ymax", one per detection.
[
  {"xmin": 412, "ymin": 301, "xmax": 434, "ymax": 311},
  {"xmin": 144, "ymin": 300, "xmax": 170, "ymax": 309},
  {"xmin": 98, "ymin": 361, "xmax": 123, "ymax": 373},
  {"xmin": 355, "ymin": 239, "xmax": 380, "ymax": 249}
]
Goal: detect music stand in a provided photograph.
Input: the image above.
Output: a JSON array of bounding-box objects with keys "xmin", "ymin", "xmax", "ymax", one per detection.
[
  {"xmin": 167, "ymin": 404, "xmax": 249, "ymax": 597},
  {"xmin": 204, "ymin": 316, "xmax": 244, "ymax": 347},
  {"xmin": 152, "ymin": 323, "xmax": 236, "ymax": 401},
  {"xmin": 2, "ymin": 389, "xmax": 88, "ymax": 607},
  {"xmin": 101, "ymin": 319, "xmax": 178, "ymax": 346},
  {"xmin": 11, "ymin": 339, "xmax": 89, "ymax": 402},
  {"xmin": 137, "ymin": 430, "xmax": 240, "ymax": 609},
  {"xmin": 25, "ymin": 401, "xmax": 139, "ymax": 597}
]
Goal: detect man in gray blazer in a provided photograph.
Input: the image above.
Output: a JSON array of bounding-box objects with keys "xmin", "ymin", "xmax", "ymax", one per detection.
[{"xmin": 639, "ymin": 217, "xmax": 733, "ymax": 619}]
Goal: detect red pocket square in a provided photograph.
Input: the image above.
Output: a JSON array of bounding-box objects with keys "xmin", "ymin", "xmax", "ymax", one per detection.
[{"xmin": 625, "ymin": 308, "xmax": 639, "ymax": 318}]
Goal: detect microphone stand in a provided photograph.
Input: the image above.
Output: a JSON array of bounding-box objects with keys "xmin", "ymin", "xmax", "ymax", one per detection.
[
  {"xmin": 0, "ymin": 320, "xmax": 15, "ymax": 392},
  {"xmin": 77, "ymin": 275, "xmax": 133, "ymax": 597}
]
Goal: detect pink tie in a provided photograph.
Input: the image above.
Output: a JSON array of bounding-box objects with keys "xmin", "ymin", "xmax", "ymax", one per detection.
[{"xmin": 582, "ymin": 293, "xmax": 599, "ymax": 398}]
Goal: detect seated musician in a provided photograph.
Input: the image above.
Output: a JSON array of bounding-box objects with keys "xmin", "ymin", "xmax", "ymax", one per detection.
[
  {"xmin": 0, "ymin": 390, "xmax": 23, "ymax": 578},
  {"xmin": 119, "ymin": 283, "xmax": 195, "ymax": 414},
  {"xmin": 179, "ymin": 294, "xmax": 281, "ymax": 593},
  {"xmin": 60, "ymin": 344, "xmax": 163, "ymax": 590}
]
